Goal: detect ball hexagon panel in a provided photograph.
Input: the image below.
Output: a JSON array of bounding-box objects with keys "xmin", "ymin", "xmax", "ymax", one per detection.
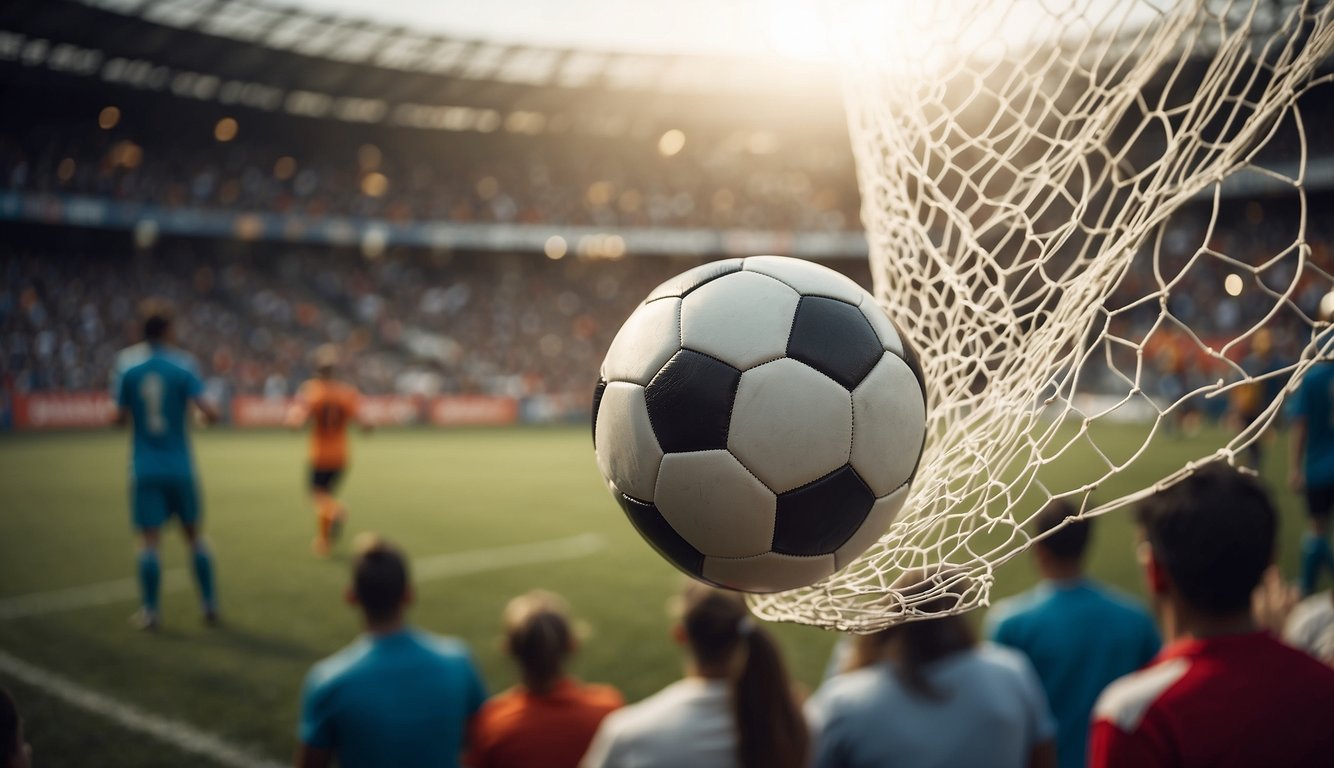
[
  {"xmin": 645, "ymin": 258, "xmax": 744, "ymax": 302},
  {"xmin": 728, "ymin": 358, "xmax": 852, "ymax": 493},
  {"xmin": 787, "ymin": 296, "xmax": 885, "ymax": 389},
  {"xmin": 741, "ymin": 255, "xmax": 866, "ymax": 306},
  {"xmin": 644, "ymin": 350, "xmax": 742, "ymax": 453},
  {"xmin": 833, "ymin": 484, "xmax": 909, "ymax": 570},
  {"xmin": 702, "ymin": 551, "xmax": 836, "ymax": 594},
  {"xmin": 851, "ymin": 354, "xmax": 928, "ymax": 496},
  {"xmin": 600, "ymin": 296, "xmax": 681, "ymax": 386},
  {"xmin": 594, "ymin": 382, "xmax": 664, "ymax": 503},
  {"xmin": 615, "ymin": 492, "xmax": 706, "ymax": 579},
  {"xmin": 680, "ymin": 271, "xmax": 801, "ymax": 370},
  {"xmin": 772, "ymin": 465, "xmax": 876, "ymax": 556},
  {"xmin": 655, "ymin": 450, "xmax": 776, "ymax": 558}
]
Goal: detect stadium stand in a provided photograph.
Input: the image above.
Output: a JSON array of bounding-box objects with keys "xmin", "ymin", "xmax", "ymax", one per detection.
[{"xmin": 1, "ymin": 0, "xmax": 1331, "ymax": 430}]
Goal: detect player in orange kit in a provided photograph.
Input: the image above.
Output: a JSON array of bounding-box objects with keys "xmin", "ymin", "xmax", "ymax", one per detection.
[{"xmin": 287, "ymin": 345, "xmax": 370, "ymax": 556}]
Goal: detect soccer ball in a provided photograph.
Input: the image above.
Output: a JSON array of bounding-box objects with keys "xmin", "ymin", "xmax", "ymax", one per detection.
[{"xmin": 592, "ymin": 256, "xmax": 927, "ymax": 593}]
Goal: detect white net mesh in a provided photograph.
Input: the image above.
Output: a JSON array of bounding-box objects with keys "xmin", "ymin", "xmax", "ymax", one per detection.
[{"xmin": 750, "ymin": 0, "xmax": 1334, "ymax": 631}]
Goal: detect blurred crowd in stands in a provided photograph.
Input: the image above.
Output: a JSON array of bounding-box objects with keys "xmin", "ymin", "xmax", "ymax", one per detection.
[{"xmin": 0, "ymin": 117, "xmax": 860, "ymax": 233}]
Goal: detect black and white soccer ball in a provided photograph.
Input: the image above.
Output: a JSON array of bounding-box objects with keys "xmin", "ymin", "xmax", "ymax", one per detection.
[{"xmin": 592, "ymin": 256, "xmax": 927, "ymax": 593}]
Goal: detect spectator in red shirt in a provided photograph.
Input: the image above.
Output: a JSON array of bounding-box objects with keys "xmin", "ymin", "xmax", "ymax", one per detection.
[
  {"xmin": 1089, "ymin": 462, "xmax": 1334, "ymax": 768},
  {"xmin": 465, "ymin": 591, "xmax": 622, "ymax": 768}
]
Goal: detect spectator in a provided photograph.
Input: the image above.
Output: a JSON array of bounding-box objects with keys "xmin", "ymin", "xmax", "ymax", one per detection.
[
  {"xmin": 0, "ymin": 687, "xmax": 31, "ymax": 768},
  {"xmin": 1284, "ymin": 589, "xmax": 1334, "ymax": 665},
  {"xmin": 807, "ymin": 569, "xmax": 1057, "ymax": 768},
  {"xmin": 581, "ymin": 583, "xmax": 808, "ymax": 768},
  {"xmin": 1288, "ymin": 315, "xmax": 1334, "ymax": 595},
  {"xmin": 986, "ymin": 500, "xmax": 1159, "ymax": 768},
  {"xmin": 466, "ymin": 590, "xmax": 622, "ymax": 768},
  {"xmin": 1090, "ymin": 462, "xmax": 1334, "ymax": 767},
  {"xmin": 297, "ymin": 534, "xmax": 487, "ymax": 768}
]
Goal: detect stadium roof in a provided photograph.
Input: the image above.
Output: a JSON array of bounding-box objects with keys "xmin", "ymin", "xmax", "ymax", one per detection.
[{"xmin": 0, "ymin": 0, "xmax": 843, "ymax": 134}]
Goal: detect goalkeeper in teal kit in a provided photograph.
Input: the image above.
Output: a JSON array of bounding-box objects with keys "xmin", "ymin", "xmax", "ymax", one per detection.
[{"xmin": 112, "ymin": 303, "xmax": 221, "ymax": 630}]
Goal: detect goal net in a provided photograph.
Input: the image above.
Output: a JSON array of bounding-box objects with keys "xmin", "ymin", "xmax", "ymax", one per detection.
[{"xmin": 751, "ymin": 0, "xmax": 1334, "ymax": 631}]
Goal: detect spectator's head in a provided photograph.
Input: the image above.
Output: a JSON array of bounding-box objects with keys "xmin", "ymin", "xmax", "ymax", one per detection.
[
  {"xmin": 673, "ymin": 582, "xmax": 807, "ymax": 768},
  {"xmin": 313, "ymin": 344, "xmax": 339, "ymax": 378},
  {"xmin": 347, "ymin": 534, "xmax": 411, "ymax": 629},
  {"xmin": 503, "ymin": 590, "xmax": 577, "ymax": 695},
  {"xmin": 1135, "ymin": 462, "xmax": 1275, "ymax": 619},
  {"xmin": 846, "ymin": 568, "xmax": 975, "ymax": 699},
  {"xmin": 0, "ymin": 687, "xmax": 31, "ymax": 768},
  {"xmin": 1030, "ymin": 499, "xmax": 1093, "ymax": 576},
  {"xmin": 139, "ymin": 299, "xmax": 174, "ymax": 344}
]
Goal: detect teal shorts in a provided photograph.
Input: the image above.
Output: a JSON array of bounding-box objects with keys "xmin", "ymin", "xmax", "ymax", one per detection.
[{"xmin": 132, "ymin": 476, "xmax": 201, "ymax": 530}]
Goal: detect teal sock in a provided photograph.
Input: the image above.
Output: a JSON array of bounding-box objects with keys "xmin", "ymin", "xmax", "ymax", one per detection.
[
  {"xmin": 192, "ymin": 544, "xmax": 217, "ymax": 612},
  {"xmin": 1301, "ymin": 534, "xmax": 1325, "ymax": 596},
  {"xmin": 138, "ymin": 550, "xmax": 161, "ymax": 614}
]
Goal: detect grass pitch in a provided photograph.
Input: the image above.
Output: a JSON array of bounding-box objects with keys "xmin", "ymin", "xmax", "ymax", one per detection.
[{"xmin": 0, "ymin": 425, "xmax": 1312, "ymax": 766}]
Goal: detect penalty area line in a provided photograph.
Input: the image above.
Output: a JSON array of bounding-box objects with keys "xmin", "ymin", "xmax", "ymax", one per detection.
[{"xmin": 0, "ymin": 649, "xmax": 287, "ymax": 768}]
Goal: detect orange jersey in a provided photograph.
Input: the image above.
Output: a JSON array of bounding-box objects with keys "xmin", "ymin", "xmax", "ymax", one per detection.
[
  {"xmin": 465, "ymin": 679, "xmax": 622, "ymax": 768},
  {"xmin": 297, "ymin": 379, "xmax": 360, "ymax": 469}
]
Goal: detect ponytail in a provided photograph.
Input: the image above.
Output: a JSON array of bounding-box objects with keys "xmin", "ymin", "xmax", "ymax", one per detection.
[
  {"xmin": 503, "ymin": 591, "xmax": 575, "ymax": 696},
  {"xmin": 734, "ymin": 624, "xmax": 809, "ymax": 768},
  {"xmin": 679, "ymin": 584, "xmax": 808, "ymax": 768}
]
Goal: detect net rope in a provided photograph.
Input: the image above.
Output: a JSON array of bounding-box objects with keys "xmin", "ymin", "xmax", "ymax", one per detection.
[{"xmin": 750, "ymin": 0, "xmax": 1334, "ymax": 631}]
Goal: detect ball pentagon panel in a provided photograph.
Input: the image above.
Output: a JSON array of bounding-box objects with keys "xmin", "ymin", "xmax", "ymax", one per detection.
[
  {"xmin": 644, "ymin": 349, "xmax": 742, "ymax": 453},
  {"xmin": 614, "ymin": 491, "xmax": 706, "ymax": 579},
  {"xmin": 772, "ymin": 465, "xmax": 876, "ymax": 556},
  {"xmin": 786, "ymin": 296, "xmax": 885, "ymax": 390},
  {"xmin": 833, "ymin": 484, "xmax": 910, "ymax": 570}
]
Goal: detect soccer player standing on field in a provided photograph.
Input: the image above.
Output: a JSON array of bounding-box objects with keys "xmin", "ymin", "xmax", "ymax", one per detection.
[
  {"xmin": 1288, "ymin": 346, "xmax": 1334, "ymax": 596},
  {"xmin": 112, "ymin": 303, "xmax": 220, "ymax": 630},
  {"xmin": 287, "ymin": 344, "xmax": 368, "ymax": 556}
]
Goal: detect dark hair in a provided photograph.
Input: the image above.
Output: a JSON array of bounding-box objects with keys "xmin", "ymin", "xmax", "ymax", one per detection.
[
  {"xmin": 353, "ymin": 536, "xmax": 409, "ymax": 623},
  {"xmin": 504, "ymin": 591, "xmax": 575, "ymax": 696},
  {"xmin": 0, "ymin": 687, "xmax": 18, "ymax": 760},
  {"xmin": 140, "ymin": 300, "xmax": 173, "ymax": 342},
  {"xmin": 1135, "ymin": 462, "xmax": 1275, "ymax": 615},
  {"xmin": 680, "ymin": 584, "xmax": 807, "ymax": 768},
  {"xmin": 846, "ymin": 569, "xmax": 976, "ymax": 699},
  {"xmin": 1031, "ymin": 498, "xmax": 1092, "ymax": 562}
]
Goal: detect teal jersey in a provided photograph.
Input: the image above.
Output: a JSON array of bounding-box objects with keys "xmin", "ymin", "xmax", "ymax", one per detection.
[
  {"xmin": 299, "ymin": 628, "xmax": 487, "ymax": 768},
  {"xmin": 986, "ymin": 579, "xmax": 1160, "ymax": 768},
  {"xmin": 113, "ymin": 343, "xmax": 204, "ymax": 480},
  {"xmin": 1293, "ymin": 362, "xmax": 1334, "ymax": 487}
]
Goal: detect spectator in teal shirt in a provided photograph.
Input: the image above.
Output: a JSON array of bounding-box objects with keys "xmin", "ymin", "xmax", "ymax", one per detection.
[
  {"xmin": 986, "ymin": 500, "xmax": 1160, "ymax": 768},
  {"xmin": 298, "ymin": 535, "xmax": 487, "ymax": 768}
]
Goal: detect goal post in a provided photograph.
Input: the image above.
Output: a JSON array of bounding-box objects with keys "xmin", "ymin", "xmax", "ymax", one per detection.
[{"xmin": 751, "ymin": 0, "xmax": 1334, "ymax": 631}]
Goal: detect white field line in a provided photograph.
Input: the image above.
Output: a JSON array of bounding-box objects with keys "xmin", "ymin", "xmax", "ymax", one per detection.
[
  {"xmin": 413, "ymin": 532, "xmax": 607, "ymax": 583},
  {"xmin": 0, "ymin": 571, "xmax": 191, "ymax": 620},
  {"xmin": 0, "ymin": 649, "xmax": 287, "ymax": 768},
  {"xmin": 0, "ymin": 533, "xmax": 607, "ymax": 620}
]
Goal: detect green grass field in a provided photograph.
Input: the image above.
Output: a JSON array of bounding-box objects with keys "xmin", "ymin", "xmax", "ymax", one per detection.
[{"xmin": 0, "ymin": 425, "xmax": 1312, "ymax": 767}]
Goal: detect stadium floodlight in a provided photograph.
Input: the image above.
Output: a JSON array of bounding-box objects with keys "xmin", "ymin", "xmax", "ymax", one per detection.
[{"xmin": 750, "ymin": 0, "xmax": 1334, "ymax": 631}]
